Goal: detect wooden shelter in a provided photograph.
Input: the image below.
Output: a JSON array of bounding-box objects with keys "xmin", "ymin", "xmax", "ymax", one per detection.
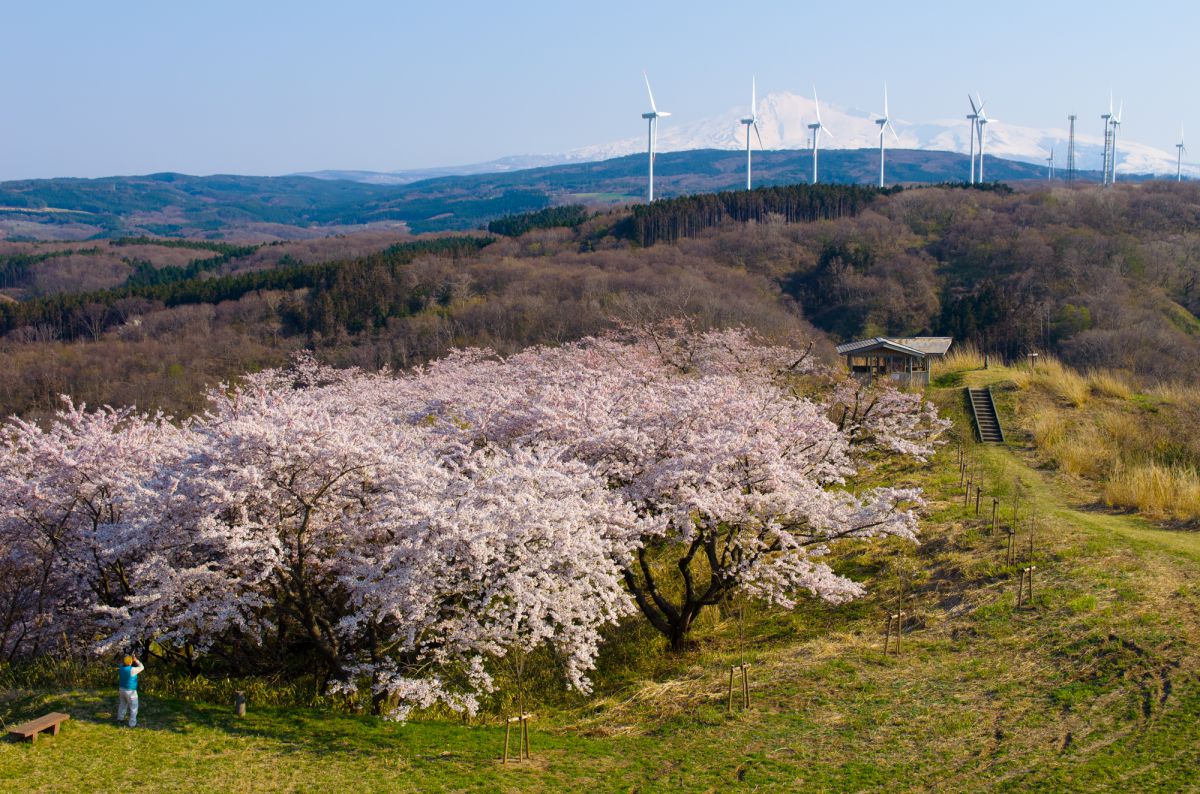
[{"xmin": 835, "ymin": 337, "xmax": 953, "ymax": 387}]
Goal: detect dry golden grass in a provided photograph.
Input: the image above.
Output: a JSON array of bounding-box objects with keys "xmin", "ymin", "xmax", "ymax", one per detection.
[
  {"xmin": 1028, "ymin": 409, "xmax": 1066, "ymax": 448},
  {"xmin": 1031, "ymin": 356, "xmax": 1090, "ymax": 407},
  {"xmin": 931, "ymin": 343, "xmax": 986, "ymax": 377},
  {"xmin": 1105, "ymin": 462, "xmax": 1200, "ymax": 521},
  {"xmin": 1147, "ymin": 381, "xmax": 1200, "ymax": 406},
  {"xmin": 1087, "ymin": 368, "xmax": 1133, "ymax": 400},
  {"xmin": 1050, "ymin": 429, "xmax": 1116, "ymax": 479}
]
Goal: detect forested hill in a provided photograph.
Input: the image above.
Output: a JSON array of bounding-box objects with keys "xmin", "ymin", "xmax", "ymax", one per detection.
[
  {"xmin": 1, "ymin": 148, "xmax": 1079, "ymax": 241},
  {"xmin": 1, "ymin": 181, "xmax": 1197, "ymax": 422}
]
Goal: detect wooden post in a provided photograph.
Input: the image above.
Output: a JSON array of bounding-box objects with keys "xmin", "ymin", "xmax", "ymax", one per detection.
[
  {"xmin": 234, "ymin": 691, "xmax": 246, "ymax": 718},
  {"xmin": 991, "ymin": 498, "xmax": 999, "ymax": 535},
  {"xmin": 883, "ymin": 612, "xmax": 905, "ymax": 655},
  {"xmin": 1017, "ymin": 567, "xmax": 1037, "ymax": 607},
  {"xmin": 502, "ymin": 714, "xmax": 534, "ymax": 762},
  {"xmin": 726, "ymin": 665, "xmax": 752, "ymax": 711}
]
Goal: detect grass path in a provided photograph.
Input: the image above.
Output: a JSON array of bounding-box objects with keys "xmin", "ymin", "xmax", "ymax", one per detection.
[{"xmin": 4, "ymin": 378, "xmax": 1200, "ymax": 792}]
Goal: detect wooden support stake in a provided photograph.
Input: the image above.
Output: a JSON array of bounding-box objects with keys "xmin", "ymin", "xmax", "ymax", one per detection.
[
  {"xmin": 975, "ymin": 487, "xmax": 982, "ymax": 516},
  {"xmin": 991, "ymin": 498, "xmax": 999, "ymax": 535},
  {"xmin": 883, "ymin": 612, "xmax": 905, "ymax": 655},
  {"xmin": 964, "ymin": 481, "xmax": 972, "ymax": 507},
  {"xmin": 1016, "ymin": 567, "xmax": 1037, "ymax": 608},
  {"xmin": 502, "ymin": 713, "xmax": 534, "ymax": 762},
  {"xmin": 726, "ymin": 665, "xmax": 752, "ymax": 712}
]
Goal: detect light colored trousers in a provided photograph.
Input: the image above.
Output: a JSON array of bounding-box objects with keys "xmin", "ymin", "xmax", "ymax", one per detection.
[{"xmin": 117, "ymin": 688, "xmax": 139, "ymax": 727}]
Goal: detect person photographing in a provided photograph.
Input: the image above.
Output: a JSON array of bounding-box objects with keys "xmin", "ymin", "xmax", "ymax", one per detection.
[{"xmin": 117, "ymin": 654, "xmax": 144, "ymax": 727}]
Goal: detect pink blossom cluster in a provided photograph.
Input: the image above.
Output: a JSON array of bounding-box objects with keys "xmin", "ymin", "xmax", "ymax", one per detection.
[{"xmin": 0, "ymin": 325, "xmax": 947, "ymax": 715}]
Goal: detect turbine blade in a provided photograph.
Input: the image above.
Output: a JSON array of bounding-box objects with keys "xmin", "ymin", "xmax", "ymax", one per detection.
[
  {"xmin": 813, "ymin": 85, "xmax": 822, "ymax": 123},
  {"xmin": 968, "ymin": 94, "xmax": 978, "ymax": 114},
  {"xmin": 883, "ymin": 82, "xmax": 889, "ymax": 117},
  {"xmin": 889, "ymin": 119, "xmax": 900, "ymax": 142},
  {"xmin": 643, "ymin": 71, "xmax": 657, "ymax": 113},
  {"xmin": 1116, "ymin": 100, "xmax": 1123, "ymax": 122},
  {"xmin": 753, "ymin": 121, "xmax": 764, "ymax": 150}
]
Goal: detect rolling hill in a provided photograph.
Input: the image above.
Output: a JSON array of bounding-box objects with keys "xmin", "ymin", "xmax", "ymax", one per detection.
[{"xmin": 0, "ymin": 148, "xmax": 1090, "ymax": 242}]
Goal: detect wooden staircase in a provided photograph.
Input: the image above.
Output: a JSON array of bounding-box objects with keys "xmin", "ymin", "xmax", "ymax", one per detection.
[{"xmin": 966, "ymin": 387, "xmax": 1005, "ymax": 443}]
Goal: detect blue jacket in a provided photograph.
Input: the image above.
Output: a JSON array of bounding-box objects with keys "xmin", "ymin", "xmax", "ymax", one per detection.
[{"xmin": 118, "ymin": 662, "xmax": 143, "ymax": 691}]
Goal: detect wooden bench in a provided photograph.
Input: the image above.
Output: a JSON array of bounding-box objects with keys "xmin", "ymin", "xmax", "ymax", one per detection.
[{"xmin": 7, "ymin": 712, "xmax": 69, "ymax": 743}]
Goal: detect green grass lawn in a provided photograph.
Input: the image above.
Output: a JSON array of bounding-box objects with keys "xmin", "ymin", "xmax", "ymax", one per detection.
[{"xmin": 5, "ymin": 371, "xmax": 1200, "ymax": 792}]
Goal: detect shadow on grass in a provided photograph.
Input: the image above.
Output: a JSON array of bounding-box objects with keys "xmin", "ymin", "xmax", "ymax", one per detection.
[{"xmin": 2, "ymin": 688, "xmax": 504, "ymax": 762}]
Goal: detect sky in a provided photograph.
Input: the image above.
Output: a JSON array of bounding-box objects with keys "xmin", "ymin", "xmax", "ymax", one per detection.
[{"xmin": 2, "ymin": 0, "xmax": 1197, "ymax": 180}]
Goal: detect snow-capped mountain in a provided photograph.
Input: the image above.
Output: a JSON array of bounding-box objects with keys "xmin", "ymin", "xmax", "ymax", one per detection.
[{"xmin": 565, "ymin": 91, "xmax": 1196, "ymax": 178}]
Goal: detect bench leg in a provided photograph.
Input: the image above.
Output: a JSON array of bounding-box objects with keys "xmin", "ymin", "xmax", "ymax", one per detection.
[
  {"xmin": 30, "ymin": 730, "xmax": 37, "ymax": 744},
  {"xmin": 52, "ymin": 722, "xmax": 60, "ymax": 736}
]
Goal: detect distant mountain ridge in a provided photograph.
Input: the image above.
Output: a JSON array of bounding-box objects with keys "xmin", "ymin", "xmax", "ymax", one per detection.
[
  {"xmin": 298, "ymin": 90, "xmax": 1198, "ymax": 185},
  {"xmin": 0, "ymin": 146, "xmax": 1130, "ymax": 241}
]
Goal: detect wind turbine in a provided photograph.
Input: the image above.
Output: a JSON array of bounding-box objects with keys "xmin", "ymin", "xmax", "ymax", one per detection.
[
  {"xmin": 967, "ymin": 95, "xmax": 980, "ymax": 183},
  {"xmin": 1177, "ymin": 125, "xmax": 1187, "ymax": 182},
  {"xmin": 874, "ymin": 83, "xmax": 899, "ymax": 188},
  {"xmin": 1046, "ymin": 146, "xmax": 1055, "ymax": 181},
  {"xmin": 640, "ymin": 72, "xmax": 670, "ymax": 202},
  {"xmin": 1109, "ymin": 100, "xmax": 1123, "ymax": 184},
  {"xmin": 740, "ymin": 76, "xmax": 763, "ymax": 190},
  {"xmin": 807, "ymin": 87, "xmax": 834, "ymax": 184},
  {"xmin": 975, "ymin": 95, "xmax": 990, "ymax": 182}
]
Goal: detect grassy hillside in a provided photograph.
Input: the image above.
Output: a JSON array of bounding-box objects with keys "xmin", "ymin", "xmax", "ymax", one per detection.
[{"xmin": 4, "ymin": 358, "xmax": 1199, "ymax": 792}]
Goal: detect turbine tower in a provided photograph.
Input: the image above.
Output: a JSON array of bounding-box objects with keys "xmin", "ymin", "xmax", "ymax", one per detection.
[
  {"xmin": 1101, "ymin": 95, "xmax": 1113, "ymax": 186},
  {"xmin": 1046, "ymin": 146, "xmax": 1055, "ymax": 181},
  {"xmin": 967, "ymin": 95, "xmax": 980, "ymax": 184},
  {"xmin": 807, "ymin": 87, "xmax": 834, "ymax": 184},
  {"xmin": 740, "ymin": 76, "xmax": 763, "ymax": 190},
  {"xmin": 1108, "ymin": 100, "xmax": 1123, "ymax": 184},
  {"xmin": 1178, "ymin": 125, "xmax": 1187, "ymax": 182},
  {"xmin": 874, "ymin": 83, "xmax": 899, "ymax": 188},
  {"xmin": 640, "ymin": 72, "xmax": 670, "ymax": 202},
  {"xmin": 975, "ymin": 95, "xmax": 990, "ymax": 182}
]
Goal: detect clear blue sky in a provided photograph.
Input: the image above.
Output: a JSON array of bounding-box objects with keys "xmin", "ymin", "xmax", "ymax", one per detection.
[{"xmin": 2, "ymin": 0, "xmax": 1196, "ymax": 179}]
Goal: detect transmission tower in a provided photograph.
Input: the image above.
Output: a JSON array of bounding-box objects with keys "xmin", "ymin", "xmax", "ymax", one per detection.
[{"xmin": 1066, "ymin": 115, "xmax": 1077, "ymax": 183}]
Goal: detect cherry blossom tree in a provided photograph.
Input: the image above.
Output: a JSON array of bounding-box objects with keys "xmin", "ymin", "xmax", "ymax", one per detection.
[
  {"xmin": 398, "ymin": 324, "xmax": 936, "ymax": 650},
  {"xmin": 97, "ymin": 359, "xmax": 635, "ymax": 718},
  {"xmin": 830, "ymin": 380, "xmax": 951, "ymax": 462},
  {"xmin": 1, "ymin": 324, "xmax": 947, "ymax": 709},
  {"xmin": 0, "ymin": 400, "xmax": 189, "ymax": 660}
]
